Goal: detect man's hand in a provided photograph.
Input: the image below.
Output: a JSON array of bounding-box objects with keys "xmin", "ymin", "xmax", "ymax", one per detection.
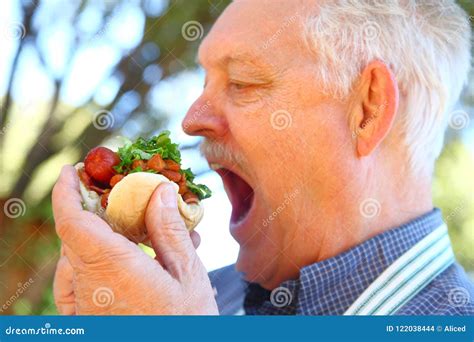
[{"xmin": 52, "ymin": 165, "xmax": 218, "ymax": 315}]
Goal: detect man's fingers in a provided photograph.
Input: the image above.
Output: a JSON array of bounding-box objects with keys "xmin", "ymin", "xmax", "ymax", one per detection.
[
  {"xmin": 52, "ymin": 165, "xmax": 123, "ymax": 262},
  {"xmin": 145, "ymin": 183, "xmax": 198, "ymax": 278},
  {"xmin": 53, "ymin": 255, "xmax": 76, "ymax": 315},
  {"xmin": 52, "ymin": 165, "xmax": 84, "ymax": 220}
]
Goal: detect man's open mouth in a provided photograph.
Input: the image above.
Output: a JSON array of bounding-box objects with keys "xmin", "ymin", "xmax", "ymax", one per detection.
[{"xmin": 211, "ymin": 164, "xmax": 255, "ymax": 226}]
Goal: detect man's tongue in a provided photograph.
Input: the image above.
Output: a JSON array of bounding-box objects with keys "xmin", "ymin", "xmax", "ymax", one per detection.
[{"xmin": 218, "ymin": 169, "xmax": 254, "ymax": 224}]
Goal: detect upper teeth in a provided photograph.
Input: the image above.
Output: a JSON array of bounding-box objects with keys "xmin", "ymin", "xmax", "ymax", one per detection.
[{"xmin": 209, "ymin": 163, "xmax": 224, "ymax": 170}]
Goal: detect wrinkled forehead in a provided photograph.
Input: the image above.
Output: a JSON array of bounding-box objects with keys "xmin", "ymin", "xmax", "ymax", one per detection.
[{"xmin": 198, "ymin": 0, "xmax": 313, "ymax": 69}]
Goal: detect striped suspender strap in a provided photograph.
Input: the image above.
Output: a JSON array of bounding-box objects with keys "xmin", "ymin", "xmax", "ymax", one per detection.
[{"xmin": 344, "ymin": 224, "xmax": 454, "ymax": 315}]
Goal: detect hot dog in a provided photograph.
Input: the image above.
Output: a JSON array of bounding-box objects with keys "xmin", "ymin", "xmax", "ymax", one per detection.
[{"xmin": 75, "ymin": 131, "xmax": 211, "ymax": 245}]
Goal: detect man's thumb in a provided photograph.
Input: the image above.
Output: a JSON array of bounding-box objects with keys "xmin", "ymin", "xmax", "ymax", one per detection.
[{"xmin": 145, "ymin": 182, "xmax": 197, "ymax": 278}]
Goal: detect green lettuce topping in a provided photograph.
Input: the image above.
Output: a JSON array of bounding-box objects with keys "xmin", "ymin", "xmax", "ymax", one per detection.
[{"xmin": 113, "ymin": 131, "xmax": 211, "ymax": 200}]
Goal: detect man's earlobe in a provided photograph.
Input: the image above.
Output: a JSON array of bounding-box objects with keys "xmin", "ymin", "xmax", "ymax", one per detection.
[{"xmin": 350, "ymin": 60, "xmax": 399, "ymax": 157}]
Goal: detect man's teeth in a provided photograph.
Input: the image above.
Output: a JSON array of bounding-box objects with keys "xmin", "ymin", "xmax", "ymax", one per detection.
[{"xmin": 209, "ymin": 163, "xmax": 224, "ymax": 170}]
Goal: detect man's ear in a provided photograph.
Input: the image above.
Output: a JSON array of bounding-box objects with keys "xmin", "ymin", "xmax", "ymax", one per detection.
[{"xmin": 349, "ymin": 60, "xmax": 399, "ymax": 157}]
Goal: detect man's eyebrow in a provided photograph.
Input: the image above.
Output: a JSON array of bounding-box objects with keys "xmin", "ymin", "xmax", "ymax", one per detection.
[{"xmin": 197, "ymin": 50, "xmax": 271, "ymax": 71}]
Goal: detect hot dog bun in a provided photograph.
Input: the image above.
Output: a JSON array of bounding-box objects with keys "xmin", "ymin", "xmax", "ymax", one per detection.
[{"xmin": 75, "ymin": 162, "xmax": 204, "ymax": 244}]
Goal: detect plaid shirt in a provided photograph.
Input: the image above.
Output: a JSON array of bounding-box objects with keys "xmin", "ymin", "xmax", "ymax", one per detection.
[{"xmin": 243, "ymin": 209, "xmax": 474, "ymax": 315}]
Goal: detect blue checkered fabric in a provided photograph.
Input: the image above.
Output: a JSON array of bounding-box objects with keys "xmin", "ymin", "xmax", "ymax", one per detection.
[{"xmin": 244, "ymin": 208, "xmax": 474, "ymax": 315}]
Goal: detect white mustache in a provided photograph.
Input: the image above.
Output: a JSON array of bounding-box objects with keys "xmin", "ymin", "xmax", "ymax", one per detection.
[{"xmin": 200, "ymin": 140, "xmax": 246, "ymax": 169}]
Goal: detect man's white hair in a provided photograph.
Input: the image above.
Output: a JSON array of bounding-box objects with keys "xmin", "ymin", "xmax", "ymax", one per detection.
[{"xmin": 305, "ymin": 0, "xmax": 471, "ymax": 174}]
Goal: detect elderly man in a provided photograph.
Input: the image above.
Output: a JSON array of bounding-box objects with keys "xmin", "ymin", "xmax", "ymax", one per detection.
[{"xmin": 52, "ymin": 0, "xmax": 473, "ymax": 315}]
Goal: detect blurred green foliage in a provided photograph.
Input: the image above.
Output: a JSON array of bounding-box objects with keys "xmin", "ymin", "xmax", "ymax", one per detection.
[{"xmin": 434, "ymin": 140, "xmax": 474, "ymax": 270}]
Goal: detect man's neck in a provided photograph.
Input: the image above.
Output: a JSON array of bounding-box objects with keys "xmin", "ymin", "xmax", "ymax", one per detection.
[{"xmin": 317, "ymin": 175, "xmax": 434, "ymax": 263}]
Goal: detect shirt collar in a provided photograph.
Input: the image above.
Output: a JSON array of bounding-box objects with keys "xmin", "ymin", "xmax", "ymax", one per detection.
[{"xmin": 244, "ymin": 208, "xmax": 445, "ymax": 315}]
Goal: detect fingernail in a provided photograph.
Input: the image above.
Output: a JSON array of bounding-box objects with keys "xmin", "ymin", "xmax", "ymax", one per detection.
[{"xmin": 159, "ymin": 184, "xmax": 177, "ymax": 207}]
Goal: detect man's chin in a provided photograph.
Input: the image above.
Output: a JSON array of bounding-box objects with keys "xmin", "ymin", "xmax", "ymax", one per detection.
[{"xmin": 235, "ymin": 247, "xmax": 281, "ymax": 289}]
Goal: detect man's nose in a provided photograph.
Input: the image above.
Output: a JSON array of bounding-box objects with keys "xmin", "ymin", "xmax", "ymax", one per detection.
[{"xmin": 182, "ymin": 96, "xmax": 228, "ymax": 139}]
